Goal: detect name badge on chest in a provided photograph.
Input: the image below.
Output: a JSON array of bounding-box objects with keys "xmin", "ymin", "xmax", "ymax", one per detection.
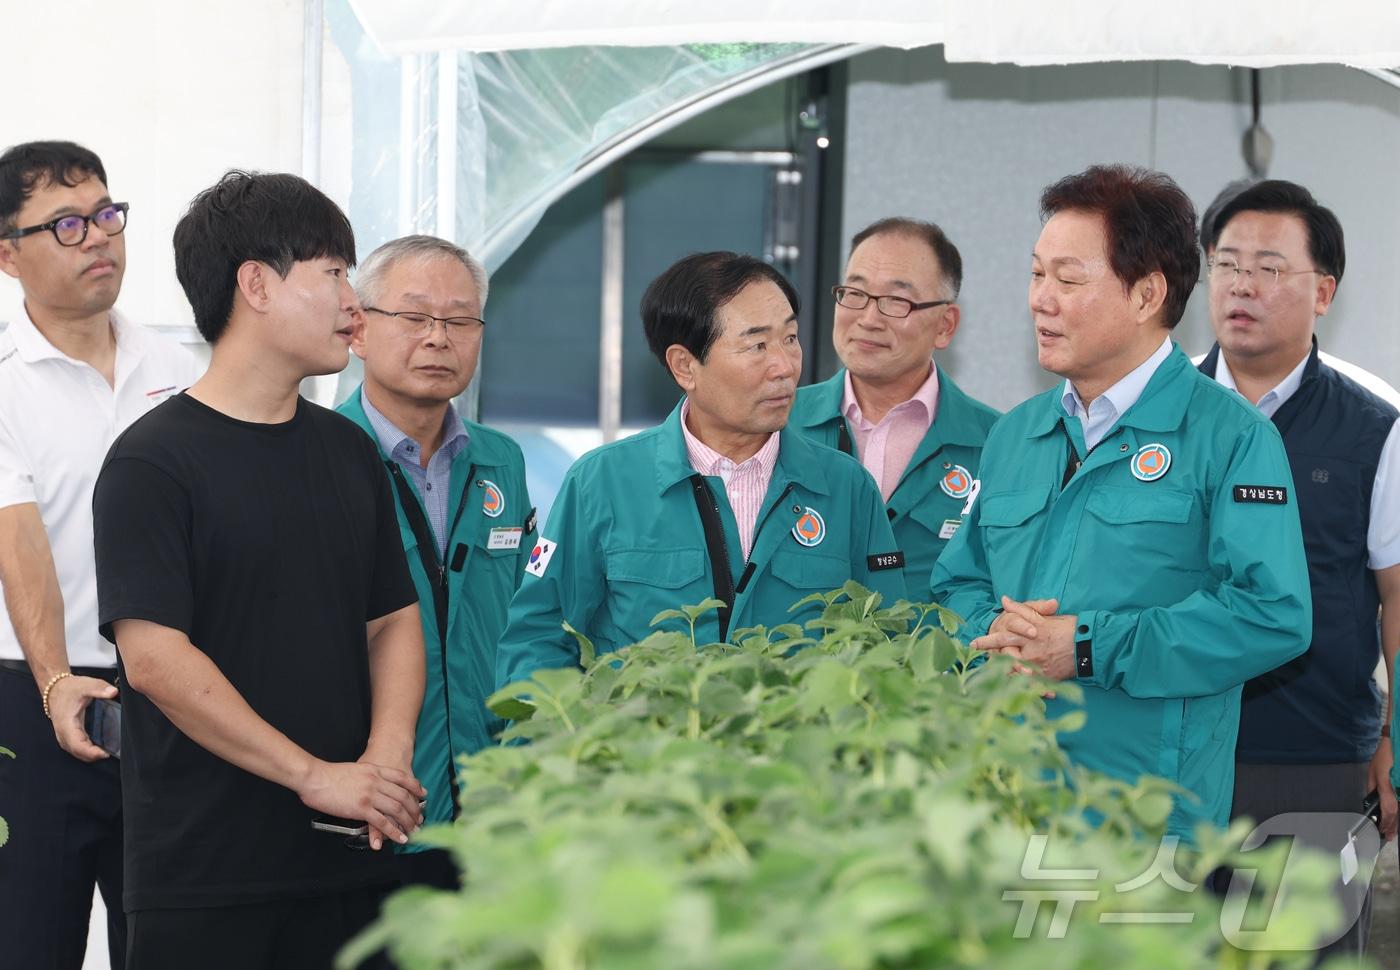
[{"xmin": 487, "ymin": 527, "xmax": 523, "ymax": 551}]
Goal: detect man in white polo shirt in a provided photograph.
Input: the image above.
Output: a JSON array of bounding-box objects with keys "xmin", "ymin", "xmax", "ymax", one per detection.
[{"xmin": 0, "ymin": 141, "xmax": 200, "ymax": 970}]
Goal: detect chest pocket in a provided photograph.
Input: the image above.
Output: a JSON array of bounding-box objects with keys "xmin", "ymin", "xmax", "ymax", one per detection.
[
  {"xmin": 978, "ymin": 486, "xmax": 1050, "ymax": 567},
  {"xmin": 1083, "ymin": 486, "xmax": 1202, "ymax": 598},
  {"xmin": 907, "ymin": 497, "xmax": 965, "ymax": 537},
  {"xmin": 979, "ymin": 486, "xmax": 1051, "ymax": 527},
  {"xmin": 604, "ymin": 547, "xmax": 709, "ymax": 638},
  {"xmin": 606, "ymin": 548, "xmax": 707, "ymax": 587},
  {"xmin": 769, "ymin": 549, "xmax": 852, "ymax": 593},
  {"xmin": 1083, "ymin": 486, "xmax": 1193, "ymax": 526}
]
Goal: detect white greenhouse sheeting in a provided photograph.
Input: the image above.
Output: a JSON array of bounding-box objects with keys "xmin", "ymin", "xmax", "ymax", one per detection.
[
  {"xmin": 945, "ymin": 1, "xmax": 1400, "ymax": 68},
  {"xmin": 346, "ymin": 1, "xmax": 946, "ymax": 54},
  {"xmin": 348, "ymin": 0, "xmax": 1399, "ymax": 68}
]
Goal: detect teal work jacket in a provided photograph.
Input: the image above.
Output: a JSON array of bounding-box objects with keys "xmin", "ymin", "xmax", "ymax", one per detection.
[
  {"xmin": 931, "ymin": 346, "xmax": 1312, "ymax": 839},
  {"xmin": 495, "ymin": 403, "xmax": 907, "ymax": 688},
  {"xmin": 338, "ymin": 388, "xmax": 534, "ymax": 836},
  {"xmin": 789, "ymin": 365, "xmax": 1000, "ymax": 598}
]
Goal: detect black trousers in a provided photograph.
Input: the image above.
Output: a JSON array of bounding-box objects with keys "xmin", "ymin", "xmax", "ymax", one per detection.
[
  {"xmin": 127, "ymin": 884, "xmax": 393, "ymax": 970},
  {"xmin": 0, "ymin": 664, "xmax": 124, "ymax": 970}
]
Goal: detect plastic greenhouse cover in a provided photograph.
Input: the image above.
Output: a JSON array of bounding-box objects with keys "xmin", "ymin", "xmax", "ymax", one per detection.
[
  {"xmin": 346, "ymin": 0, "xmax": 1398, "ymax": 68},
  {"xmin": 447, "ymin": 44, "xmax": 823, "ymax": 269},
  {"xmin": 345, "ymin": 0, "xmax": 945, "ymax": 54}
]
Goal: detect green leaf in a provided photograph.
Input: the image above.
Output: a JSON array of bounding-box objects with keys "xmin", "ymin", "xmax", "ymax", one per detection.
[
  {"xmin": 682, "ymin": 598, "xmax": 728, "ymax": 622},
  {"xmin": 790, "ymin": 591, "xmax": 833, "ymax": 611},
  {"xmin": 650, "ymin": 608, "xmax": 687, "ymax": 626},
  {"xmin": 842, "ymin": 579, "xmax": 872, "ymax": 602},
  {"xmin": 930, "ymin": 629, "xmax": 959, "ymax": 673},
  {"xmin": 0, "ymin": 815, "xmax": 8, "ymax": 848},
  {"xmin": 908, "ymin": 636, "xmax": 937, "ymax": 682},
  {"xmin": 485, "ymin": 684, "xmax": 537, "ymax": 720},
  {"xmin": 562, "ymin": 620, "xmax": 596, "ymax": 667},
  {"xmin": 1131, "ymin": 790, "xmax": 1175, "ymax": 828}
]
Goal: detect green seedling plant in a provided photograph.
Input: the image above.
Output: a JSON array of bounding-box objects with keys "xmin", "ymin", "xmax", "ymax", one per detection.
[{"xmin": 344, "ymin": 586, "xmax": 1347, "ymax": 970}]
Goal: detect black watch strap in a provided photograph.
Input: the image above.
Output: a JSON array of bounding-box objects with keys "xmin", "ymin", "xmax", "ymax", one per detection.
[{"xmin": 1075, "ymin": 638, "xmax": 1094, "ymax": 679}]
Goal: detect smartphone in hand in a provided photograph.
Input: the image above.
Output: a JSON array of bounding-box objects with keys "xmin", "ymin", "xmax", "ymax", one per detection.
[
  {"xmin": 83, "ymin": 697, "xmax": 121, "ymax": 758},
  {"xmin": 310, "ymin": 815, "xmax": 370, "ymax": 837}
]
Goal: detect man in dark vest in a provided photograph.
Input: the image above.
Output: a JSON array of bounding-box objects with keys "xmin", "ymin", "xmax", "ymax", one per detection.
[{"xmin": 1200, "ymin": 179, "xmax": 1400, "ymax": 957}]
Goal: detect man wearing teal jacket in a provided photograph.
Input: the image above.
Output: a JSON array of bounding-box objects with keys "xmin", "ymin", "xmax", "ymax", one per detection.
[
  {"xmin": 790, "ymin": 218, "xmax": 999, "ymax": 596},
  {"xmin": 341, "ymin": 235, "xmax": 533, "ymax": 887},
  {"xmin": 932, "ymin": 166, "xmax": 1311, "ymax": 840},
  {"xmin": 496, "ymin": 252, "xmax": 905, "ymax": 689}
]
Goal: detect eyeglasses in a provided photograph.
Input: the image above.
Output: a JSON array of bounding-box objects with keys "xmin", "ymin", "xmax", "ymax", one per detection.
[
  {"xmin": 363, "ymin": 307, "xmax": 485, "ymax": 338},
  {"xmin": 832, "ymin": 285, "xmax": 951, "ymax": 319},
  {"xmin": 1206, "ymin": 257, "xmax": 1324, "ymax": 290},
  {"xmin": 1, "ymin": 202, "xmax": 129, "ymax": 247}
]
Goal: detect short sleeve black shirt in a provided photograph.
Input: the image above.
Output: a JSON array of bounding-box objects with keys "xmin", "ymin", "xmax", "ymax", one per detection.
[{"xmin": 94, "ymin": 393, "xmax": 416, "ymax": 910}]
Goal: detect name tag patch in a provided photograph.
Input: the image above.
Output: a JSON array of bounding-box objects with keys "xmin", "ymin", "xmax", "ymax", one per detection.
[
  {"xmin": 938, "ymin": 519, "xmax": 961, "ymax": 540},
  {"xmin": 487, "ymin": 527, "xmax": 523, "ymax": 551},
  {"xmin": 867, "ymin": 551, "xmax": 905, "ymax": 572},
  {"xmin": 1233, "ymin": 485, "xmax": 1288, "ymax": 505}
]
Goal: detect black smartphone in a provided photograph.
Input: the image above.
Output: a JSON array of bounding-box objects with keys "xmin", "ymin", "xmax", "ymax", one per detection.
[
  {"xmin": 83, "ymin": 697, "xmax": 121, "ymax": 758},
  {"xmin": 311, "ymin": 815, "xmax": 370, "ymax": 838}
]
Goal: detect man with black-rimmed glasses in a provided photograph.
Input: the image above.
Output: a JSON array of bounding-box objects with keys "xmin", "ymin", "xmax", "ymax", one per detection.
[
  {"xmin": 789, "ymin": 218, "xmax": 1000, "ymax": 597},
  {"xmin": 0, "ymin": 140, "xmax": 199, "ymax": 970}
]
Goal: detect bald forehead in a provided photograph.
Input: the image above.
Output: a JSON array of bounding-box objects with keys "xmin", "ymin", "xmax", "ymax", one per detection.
[{"xmin": 845, "ymin": 230, "xmax": 945, "ymax": 294}]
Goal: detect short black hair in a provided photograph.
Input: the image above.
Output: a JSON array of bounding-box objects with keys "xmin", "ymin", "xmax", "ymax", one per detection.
[
  {"xmin": 1203, "ymin": 179, "xmax": 1345, "ymax": 286},
  {"xmin": 1039, "ymin": 164, "xmax": 1200, "ymax": 329},
  {"xmin": 0, "ymin": 141, "xmax": 108, "ymax": 235},
  {"xmin": 173, "ymin": 171, "xmax": 357, "ymax": 343},
  {"xmin": 641, "ymin": 251, "xmax": 799, "ymax": 369},
  {"xmin": 1198, "ymin": 178, "xmax": 1257, "ymax": 256},
  {"xmin": 849, "ymin": 216, "xmax": 964, "ymax": 298}
]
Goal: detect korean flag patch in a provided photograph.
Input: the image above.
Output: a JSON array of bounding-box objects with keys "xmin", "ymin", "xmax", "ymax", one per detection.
[{"xmin": 524, "ymin": 536, "xmax": 558, "ymax": 578}]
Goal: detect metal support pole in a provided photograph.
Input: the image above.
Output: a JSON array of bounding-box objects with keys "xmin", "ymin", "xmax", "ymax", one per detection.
[{"xmin": 599, "ymin": 165, "xmax": 626, "ymax": 443}]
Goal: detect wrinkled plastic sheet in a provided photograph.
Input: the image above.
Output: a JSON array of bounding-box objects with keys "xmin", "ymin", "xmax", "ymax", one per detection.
[
  {"xmin": 454, "ymin": 44, "xmax": 813, "ymax": 267},
  {"xmin": 346, "ymin": 0, "xmax": 944, "ymax": 53}
]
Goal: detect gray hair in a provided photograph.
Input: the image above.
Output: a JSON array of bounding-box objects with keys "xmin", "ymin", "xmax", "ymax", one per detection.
[{"xmin": 354, "ymin": 234, "xmax": 490, "ymax": 310}]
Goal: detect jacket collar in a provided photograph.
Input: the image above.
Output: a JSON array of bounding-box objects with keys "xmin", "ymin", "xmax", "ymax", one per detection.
[
  {"xmin": 794, "ymin": 364, "xmax": 987, "ymax": 447},
  {"xmin": 1027, "ymin": 341, "xmax": 1196, "ymax": 438},
  {"xmin": 336, "ymin": 382, "xmax": 512, "ymax": 466},
  {"xmin": 654, "ymin": 399, "xmax": 833, "ymax": 497},
  {"xmin": 1198, "ymin": 336, "xmax": 1321, "ymax": 391}
]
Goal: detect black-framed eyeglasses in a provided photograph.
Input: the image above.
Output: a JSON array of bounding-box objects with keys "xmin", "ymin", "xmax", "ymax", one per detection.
[
  {"xmin": 1, "ymin": 202, "xmax": 129, "ymax": 247},
  {"xmin": 363, "ymin": 306, "xmax": 486, "ymax": 338},
  {"xmin": 832, "ymin": 285, "xmax": 951, "ymax": 319}
]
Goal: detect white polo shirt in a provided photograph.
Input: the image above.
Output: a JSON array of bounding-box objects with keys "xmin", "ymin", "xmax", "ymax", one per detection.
[{"xmin": 0, "ymin": 309, "xmax": 202, "ymax": 667}]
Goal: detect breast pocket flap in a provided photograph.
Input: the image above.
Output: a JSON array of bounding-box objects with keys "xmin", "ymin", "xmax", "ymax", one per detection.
[
  {"xmin": 978, "ymin": 486, "xmax": 1051, "ymax": 528},
  {"xmin": 1085, "ymin": 486, "xmax": 1193, "ymax": 525},
  {"xmin": 769, "ymin": 550, "xmax": 852, "ymax": 589},
  {"xmin": 605, "ymin": 548, "xmax": 707, "ymax": 589}
]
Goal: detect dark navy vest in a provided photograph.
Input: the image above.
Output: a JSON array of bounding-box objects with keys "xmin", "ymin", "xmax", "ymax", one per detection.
[{"xmin": 1201, "ymin": 342, "xmax": 1398, "ymax": 764}]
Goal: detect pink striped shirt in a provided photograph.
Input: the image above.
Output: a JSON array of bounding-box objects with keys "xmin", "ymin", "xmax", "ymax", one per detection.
[
  {"xmin": 680, "ymin": 400, "xmax": 780, "ymax": 561},
  {"xmin": 842, "ymin": 365, "xmax": 940, "ymax": 501}
]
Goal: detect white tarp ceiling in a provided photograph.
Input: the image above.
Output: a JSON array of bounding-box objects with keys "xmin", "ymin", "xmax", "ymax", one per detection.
[{"xmin": 348, "ymin": 0, "xmax": 1400, "ymax": 68}]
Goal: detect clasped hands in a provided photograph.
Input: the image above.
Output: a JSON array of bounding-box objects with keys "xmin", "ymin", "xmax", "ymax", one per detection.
[{"xmin": 970, "ymin": 595, "xmax": 1079, "ymax": 683}]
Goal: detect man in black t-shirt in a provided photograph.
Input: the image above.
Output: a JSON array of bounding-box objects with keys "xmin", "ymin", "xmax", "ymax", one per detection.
[{"xmin": 93, "ymin": 171, "xmax": 427, "ymax": 970}]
